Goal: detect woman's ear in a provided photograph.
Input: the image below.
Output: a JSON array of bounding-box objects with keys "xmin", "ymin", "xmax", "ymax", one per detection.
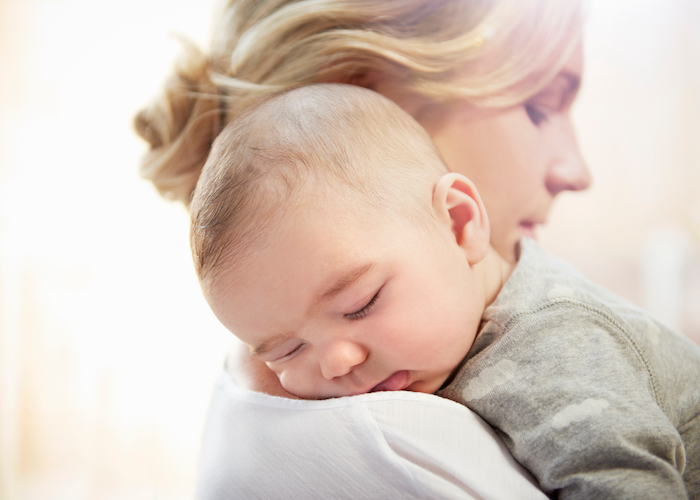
[{"xmin": 433, "ymin": 173, "xmax": 490, "ymax": 265}]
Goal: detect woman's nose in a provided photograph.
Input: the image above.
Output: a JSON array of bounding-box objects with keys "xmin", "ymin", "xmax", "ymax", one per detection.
[
  {"xmin": 318, "ymin": 340, "xmax": 368, "ymax": 380},
  {"xmin": 545, "ymin": 119, "xmax": 592, "ymax": 195}
]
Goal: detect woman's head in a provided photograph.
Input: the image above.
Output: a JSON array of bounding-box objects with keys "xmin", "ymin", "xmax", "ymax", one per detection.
[
  {"xmin": 206, "ymin": 0, "xmax": 582, "ymax": 105},
  {"xmin": 390, "ymin": 44, "xmax": 590, "ymax": 260},
  {"xmin": 135, "ymin": 0, "xmax": 589, "ymax": 260}
]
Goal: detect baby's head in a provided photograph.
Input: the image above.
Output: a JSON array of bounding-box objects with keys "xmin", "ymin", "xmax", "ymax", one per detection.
[{"xmin": 190, "ymin": 84, "xmax": 493, "ymax": 398}]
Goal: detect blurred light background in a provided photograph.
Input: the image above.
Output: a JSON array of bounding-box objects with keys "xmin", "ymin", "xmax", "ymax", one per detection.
[{"xmin": 0, "ymin": 0, "xmax": 698, "ymax": 498}]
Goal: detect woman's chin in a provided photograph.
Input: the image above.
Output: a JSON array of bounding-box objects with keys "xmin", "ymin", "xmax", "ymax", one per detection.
[{"xmin": 518, "ymin": 222, "xmax": 539, "ymax": 240}]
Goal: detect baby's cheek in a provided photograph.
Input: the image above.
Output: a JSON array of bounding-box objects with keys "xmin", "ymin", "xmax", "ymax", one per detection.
[
  {"xmin": 277, "ymin": 367, "xmax": 314, "ymax": 398},
  {"xmin": 268, "ymin": 364, "xmax": 297, "ymax": 391},
  {"xmin": 275, "ymin": 367, "xmax": 293, "ymax": 387},
  {"xmin": 266, "ymin": 361, "xmax": 283, "ymax": 378}
]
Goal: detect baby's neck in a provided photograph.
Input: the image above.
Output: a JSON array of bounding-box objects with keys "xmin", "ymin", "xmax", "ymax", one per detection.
[{"xmin": 476, "ymin": 247, "xmax": 516, "ymax": 309}]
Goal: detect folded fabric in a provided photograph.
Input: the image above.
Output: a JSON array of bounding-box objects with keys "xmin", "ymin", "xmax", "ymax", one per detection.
[{"xmin": 195, "ymin": 369, "xmax": 547, "ymax": 500}]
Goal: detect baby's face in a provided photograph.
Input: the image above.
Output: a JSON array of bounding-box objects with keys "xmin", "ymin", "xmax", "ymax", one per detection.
[{"xmin": 207, "ymin": 194, "xmax": 484, "ymax": 399}]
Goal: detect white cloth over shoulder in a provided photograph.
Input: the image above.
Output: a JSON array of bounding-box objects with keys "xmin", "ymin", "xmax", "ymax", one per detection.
[{"xmin": 195, "ymin": 370, "xmax": 547, "ymax": 500}]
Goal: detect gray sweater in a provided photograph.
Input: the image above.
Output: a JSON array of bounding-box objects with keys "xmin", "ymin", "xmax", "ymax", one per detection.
[{"xmin": 438, "ymin": 238, "xmax": 700, "ymax": 499}]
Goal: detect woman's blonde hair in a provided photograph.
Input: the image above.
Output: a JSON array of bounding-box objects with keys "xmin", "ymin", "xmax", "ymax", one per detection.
[{"xmin": 135, "ymin": 0, "xmax": 582, "ymax": 205}]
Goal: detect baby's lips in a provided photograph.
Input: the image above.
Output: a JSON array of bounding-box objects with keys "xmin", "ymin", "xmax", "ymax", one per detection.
[{"xmin": 369, "ymin": 370, "xmax": 410, "ymax": 392}]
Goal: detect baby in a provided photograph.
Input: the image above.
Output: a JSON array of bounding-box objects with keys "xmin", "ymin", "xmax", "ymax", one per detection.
[{"xmin": 189, "ymin": 84, "xmax": 700, "ymax": 498}]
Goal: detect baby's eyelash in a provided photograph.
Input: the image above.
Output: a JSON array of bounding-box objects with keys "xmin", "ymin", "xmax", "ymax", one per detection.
[
  {"xmin": 281, "ymin": 343, "xmax": 304, "ymax": 360},
  {"xmin": 345, "ymin": 289, "xmax": 381, "ymax": 320}
]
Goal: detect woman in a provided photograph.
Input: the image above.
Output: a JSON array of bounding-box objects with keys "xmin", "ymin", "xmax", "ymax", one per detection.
[{"xmin": 136, "ymin": 0, "xmax": 590, "ymax": 497}]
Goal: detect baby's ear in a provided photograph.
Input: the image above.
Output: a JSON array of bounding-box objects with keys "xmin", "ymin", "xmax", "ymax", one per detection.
[{"xmin": 433, "ymin": 173, "xmax": 490, "ymax": 265}]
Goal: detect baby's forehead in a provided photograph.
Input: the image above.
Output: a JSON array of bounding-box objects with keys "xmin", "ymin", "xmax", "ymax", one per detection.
[
  {"xmin": 208, "ymin": 192, "xmax": 384, "ymax": 299},
  {"xmin": 232, "ymin": 176, "xmax": 415, "ymax": 258},
  {"xmin": 272, "ymin": 171, "xmax": 430, "ymax": 231}
]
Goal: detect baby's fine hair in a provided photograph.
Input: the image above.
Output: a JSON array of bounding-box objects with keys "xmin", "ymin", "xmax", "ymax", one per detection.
[
  {"xmin": 135, "ymin": 0, "xmax": 582, "ymax": 204},
  {"xmin": 190, "ymin": 84, "xmax": 448, "ymax": 287}
]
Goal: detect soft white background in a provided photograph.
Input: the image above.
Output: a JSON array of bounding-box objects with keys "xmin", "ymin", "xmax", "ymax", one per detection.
[{"xmin": 0, "ymin": 0, "xmax": 698, "ymax": 498}]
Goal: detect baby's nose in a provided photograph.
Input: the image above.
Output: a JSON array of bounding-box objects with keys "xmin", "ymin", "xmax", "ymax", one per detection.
[{"xmin": 318, "ymin": 340, "xmax": 368, "ymax": 380}]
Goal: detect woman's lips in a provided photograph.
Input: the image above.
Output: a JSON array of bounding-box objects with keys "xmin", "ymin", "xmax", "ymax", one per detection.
[{"xmin": 369, "ymin": 371, "xmax": 411, "ymax": 392}]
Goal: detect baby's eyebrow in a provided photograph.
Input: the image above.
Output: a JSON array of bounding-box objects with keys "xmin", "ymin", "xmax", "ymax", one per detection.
[
  {"xmin": 320, "ymin": 262, "xmax": 376, "ymax": 301},
  {"xmin": 251, "ymin": 331, "xmax": 296, "ymax": 358}
]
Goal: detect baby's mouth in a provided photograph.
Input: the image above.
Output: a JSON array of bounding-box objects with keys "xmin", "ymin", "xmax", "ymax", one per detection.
[{"xmin": 369, "ymin": 371, "xmax": 410, "ymax": 392}]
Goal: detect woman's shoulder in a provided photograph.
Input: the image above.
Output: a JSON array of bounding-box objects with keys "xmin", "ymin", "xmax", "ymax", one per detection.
[
  {"xmin": 478, "ymin": 239, "xmax": 691, "ymax": 367},
  {"xmin": 199, "ymin": 363, "xmax": 549, "ymax": 500}
]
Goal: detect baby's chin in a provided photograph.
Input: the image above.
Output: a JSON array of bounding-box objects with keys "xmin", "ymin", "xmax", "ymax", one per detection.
[
  {"xmin": 282, "ymin": 385, "xmax": 344, "ymax": 400},
  {"xmin": 283, "ymin": 380, "xmax": 440, "ymax": 401},
  {"xmin": 282, "ymin": 371, "xmax": 448, "ymax": 400},
  {"xmin": 286, "ymin": 387, "xmax": 373, "ymax": 400},
  {"xmin": 405, "ymin": 381, "xmax": 441, "ymax": 395}
]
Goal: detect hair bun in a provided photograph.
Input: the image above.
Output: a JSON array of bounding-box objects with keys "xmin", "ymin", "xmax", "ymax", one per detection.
[{"xmin": 134, "ymin": 40, "xmax": 221, "ymax": 205}]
